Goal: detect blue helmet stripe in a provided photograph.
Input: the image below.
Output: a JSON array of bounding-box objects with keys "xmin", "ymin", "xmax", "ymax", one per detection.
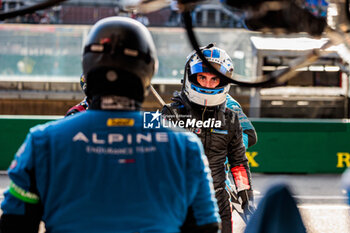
[
  {"xmin": 203, "ymin": 50, "xmax": 211, "ymax": 58},
  {"xmin": 191, "ymin": 84, "xmax": 224, "ymax": 95},
  {"xmin": 191, "ymin": 63, "xmax": 210, "ymax": 74},
  {"xmin": 203, "ymin": 49, "xmax": 220, "ymax": 58},
  {"xmin": 220, "ymin": 66, "xmax": 228, "ymax": 75},
  {"xmin": 190, "ymin": 62, "xmax": 228, "ymax": 76},
  {"xmin": 211, "ymin": 49, "xmax": 220, "ymax": 58}
]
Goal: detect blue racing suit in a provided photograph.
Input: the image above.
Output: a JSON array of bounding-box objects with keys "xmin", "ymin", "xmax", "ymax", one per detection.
[
  {"xmin": 225, "ymin": 94, "xmax": 257, "ymax": 181},
  {"xmin": 0, "ymin": 110, "xmax": 219, "ymax": 233},
  {"xmin": 225, "ymin": 95, "xmax": 257, "ymax": 223},
  {"xmin": 226, "ymin": 95, "xmax": 257, "ymax": 149}
]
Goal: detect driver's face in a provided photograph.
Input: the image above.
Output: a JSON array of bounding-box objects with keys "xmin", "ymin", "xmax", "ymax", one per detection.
[{"xmin": 197, "ymin": 72, "xmax": 220, "ymax": 88}]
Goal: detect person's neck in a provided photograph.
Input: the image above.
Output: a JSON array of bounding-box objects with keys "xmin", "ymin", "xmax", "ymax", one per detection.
[{"xmin": 89, "ymin": 95, "xmax": 141, "ymax": 111}]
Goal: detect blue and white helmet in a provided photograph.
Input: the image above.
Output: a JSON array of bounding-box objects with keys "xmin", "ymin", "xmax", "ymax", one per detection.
[{"xmin": 183, "ymin": 45, "xmax": 234, "ymax": 106}]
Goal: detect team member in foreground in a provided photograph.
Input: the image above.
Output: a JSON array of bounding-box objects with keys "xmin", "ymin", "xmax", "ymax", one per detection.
[{"xmin": 0, "ymin": 17, "xmax": 220, "ymax": 233}]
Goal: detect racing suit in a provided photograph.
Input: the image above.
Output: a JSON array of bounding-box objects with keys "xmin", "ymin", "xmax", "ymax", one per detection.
[
  {"xmin": 226, "ymin": 95, "xmax": 257, "ymax": 149},
  {"xmin": 225, "ymin": 95, "xmax": 257, "ymax": 204},
  {"xmin": 162, "ymin": 92, "xmax": 253, "ymax": 233},
  {"xmin": 65, "ymin": 97, "xmax": 89, "ymax": 117},
  {"xmin": 0, "ymin": 104, "xmax": 220, "ymax": 233}
]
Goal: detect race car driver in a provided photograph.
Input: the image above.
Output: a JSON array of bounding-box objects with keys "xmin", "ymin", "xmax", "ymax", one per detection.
[{"xmin": 162, "ymin": 44, "xmax": 254, "ymax": 233}]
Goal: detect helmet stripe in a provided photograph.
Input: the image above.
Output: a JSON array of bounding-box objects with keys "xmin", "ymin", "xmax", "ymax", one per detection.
[
  {"xmin": 203, "ymin": 49, "xmax": 220, "ymax": 58},
  {"xmin": 190, "ymin": 84, "xmax": 225, "ymax": 95},
  {"xmin": 190, "ymin": 62, "xmax": 229, "ymax": 76}
]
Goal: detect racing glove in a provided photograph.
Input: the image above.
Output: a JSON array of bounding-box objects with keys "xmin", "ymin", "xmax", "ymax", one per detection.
[{"xmin": 237, "ymin": 189, "xmax": 255, "ymax": 221}]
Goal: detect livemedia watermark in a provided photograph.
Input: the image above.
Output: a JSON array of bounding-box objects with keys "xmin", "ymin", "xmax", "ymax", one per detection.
[{"xmin": 143, "ymin": 110, "xmax": 222, "ymax": 129}]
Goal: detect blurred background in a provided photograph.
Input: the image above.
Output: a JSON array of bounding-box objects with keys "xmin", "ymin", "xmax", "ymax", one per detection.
[{"xmin": 0, "ymin": 0, "xmax": 348, "ymax": 119}]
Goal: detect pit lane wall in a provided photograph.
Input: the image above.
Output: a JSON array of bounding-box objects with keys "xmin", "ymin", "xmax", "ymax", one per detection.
[
  {"xmin": 0, "ymin": 116, "xmax": 349, "ymax": 173},
  {"xmin": 248, "ymin": 118, "xmax": 350, "ymax": 173}
]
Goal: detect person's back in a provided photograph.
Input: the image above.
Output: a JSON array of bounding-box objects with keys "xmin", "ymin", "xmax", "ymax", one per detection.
[
  {"xmin": 3, "ymin": 109, "xmax": 217, "ymax": 232},
  {"xmin": 0, "ymin": 17, "xmax": 220, "ymax": 233}
]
